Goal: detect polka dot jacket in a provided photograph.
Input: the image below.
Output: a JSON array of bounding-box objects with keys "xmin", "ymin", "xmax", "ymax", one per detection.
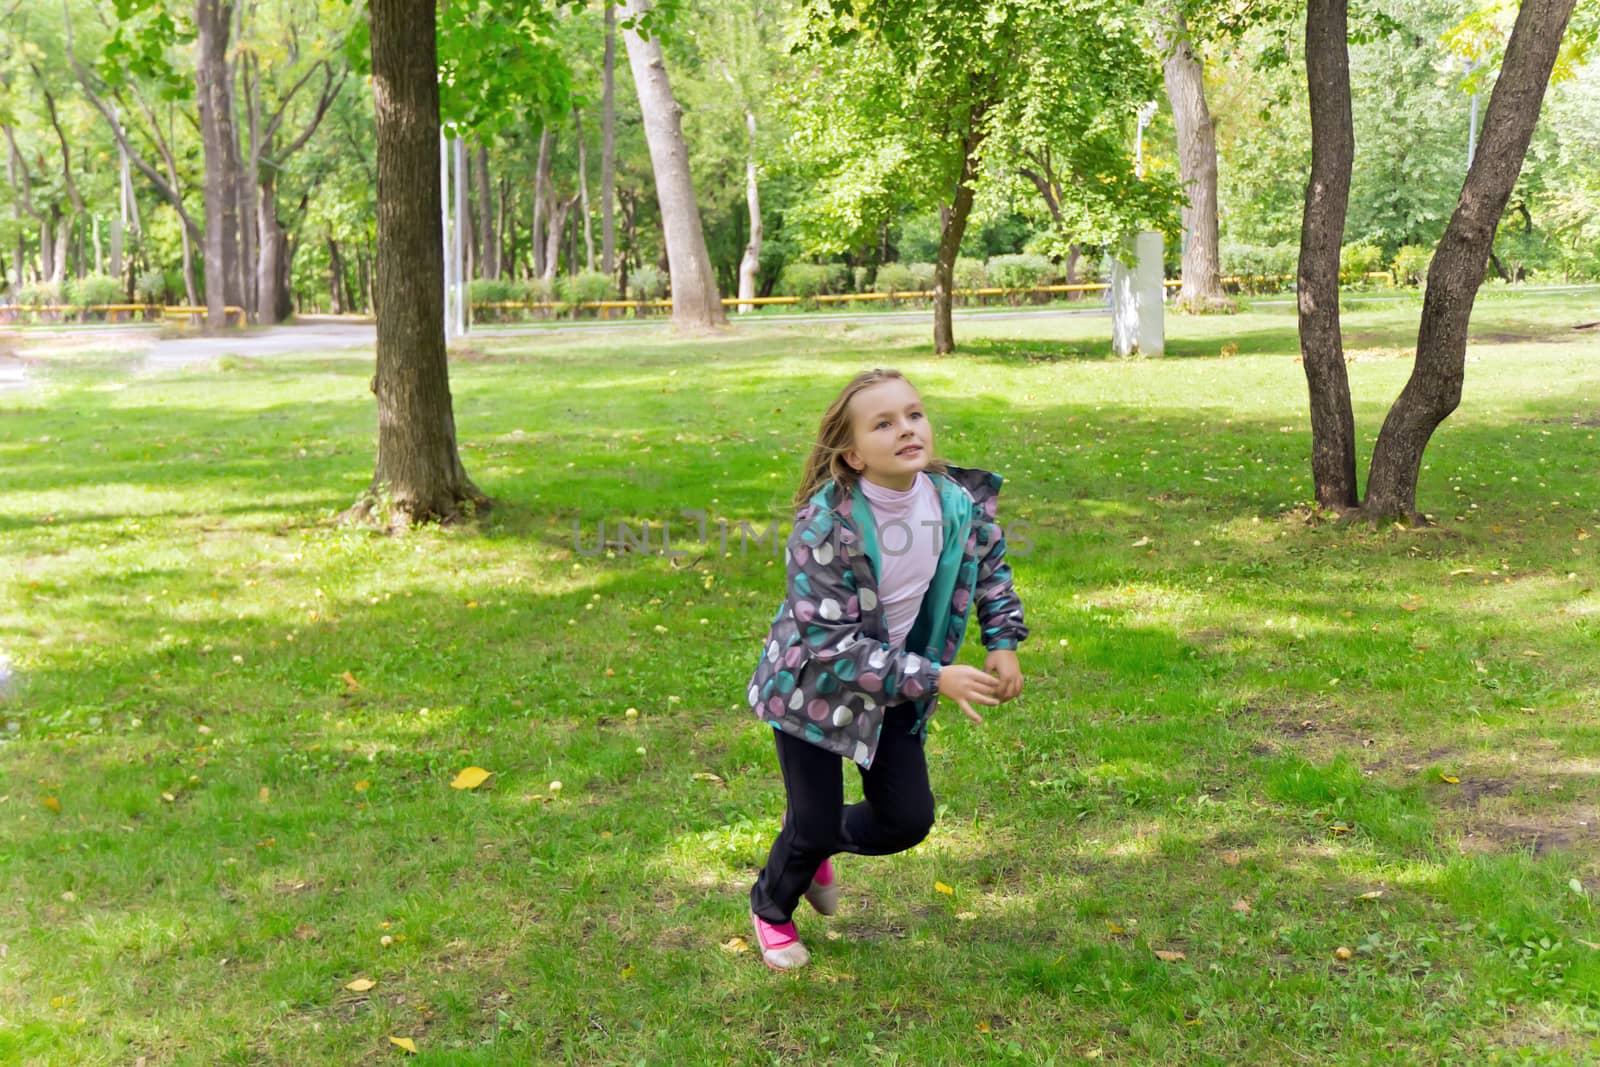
[{"xmin": 747, "ymin": 464, "xmax": 1028, "ymax": 768}]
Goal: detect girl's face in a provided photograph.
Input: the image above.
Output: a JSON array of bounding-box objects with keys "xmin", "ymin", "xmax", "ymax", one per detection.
[{"xmin": 844, "ymin": 378, "xmax": 933, "ymax": 490}]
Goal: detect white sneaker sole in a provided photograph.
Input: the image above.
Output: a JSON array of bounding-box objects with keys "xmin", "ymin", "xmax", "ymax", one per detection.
[{"xmin": 752, "ymin": 913, "xmax": 811, "ymax": 971}]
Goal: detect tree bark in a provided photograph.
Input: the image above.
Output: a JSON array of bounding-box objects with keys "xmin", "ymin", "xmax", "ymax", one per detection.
[
  {"xmin": 196, "ymin": 0, "xmax": 243, "ymax": 328},
  {"xmin": 541, "ymin": 197, "xmax": 574, "ymax": 283},
  {"xmin": 737, "ymin": 108, "xmax": 761, "ymax": 313},
  {"xmin": 622, "ymin": 0, "xmax": 726, "ymax": 328},
  {"xmin": 575, "ymin": 109, "xmax": 595, "ymax": 273},
  {"xmin": 257, "ymin": 171, "xmax": 286, "ymax": 323},
  {"xmin": 1363, "ymin": 0, "xmax": 1577, "ymax": 521},
  {"xmin": 532, "ymin": 128, "xmax": 552, "ymax": 279},
  {"xmin": 1155, "ymin": 2, "xmax": 1229, "ymax": 310},
  {"xmin": 476, "ymin": 141, "xmax": 497, "ymax": 279},
  {"xmin": 602, "ymin": 1, "xmax": 617, "ymax": 277},
  {"xmin": 933, "ymin": 126, "xmax": 984, "ymax": 355},
  {"xmin": 357, "ymin": 0, "xmax": 485, "ymax": 529},
  {"xmin": 1297, "ymin": 0, "xmax": 1359, "ymax": 511}
]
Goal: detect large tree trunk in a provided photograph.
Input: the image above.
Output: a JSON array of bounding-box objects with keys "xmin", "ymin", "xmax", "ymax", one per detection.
[
  {"xmin": 476, "ymin": 141, "xmax": 497, "ymax": 280},
  {"xmin": 257, "ymin": 171, "xmax": 288, "ymax": 324},
  {"xmin": 356, "ymin": 0, "xmax": 485, "ymax": 529},
  {"xmin": 532, "ymin": 128, "xmax": 552, "ymax": 279},
  {"xmin": 602, "ymin": 2, "xmax": 617, "ymax": 277},
  {"xmin": 622, "ymin": 0, "xmax": 726, "ymax": 329},
  {"xmin": 1297, "ymin": 0, "xmax": 1359, "ymax": 511},
  {"xmin": 196, "ymin": 0, "xmax": 242, "ymax": 328},
  {"xmin": 1363, "ymin": 0, "xmax": 1577, "ymax": 521},
  {"xmin": 1155, "ymin": 2, "xmax": 1229, "ymax": 310},
  {"xmin": 737, "ymin": 108, "xmax": 761, "ymax": 313},
  {"xmin": 933, "ymin": 129, "xmax": 983, "ymax": 355}
]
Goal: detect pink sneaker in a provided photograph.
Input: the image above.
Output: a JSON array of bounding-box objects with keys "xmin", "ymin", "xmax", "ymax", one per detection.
[
  {"xmin": 751, "ymin": 912, "xmax": 810, "ymax": 970},
  {"xmin": 803, "ymin": 858, "xmax": 839, "ymax": 916}
]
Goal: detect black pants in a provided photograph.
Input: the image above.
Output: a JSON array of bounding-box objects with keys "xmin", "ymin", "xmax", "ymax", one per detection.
[{"xmin": 750, "ymin": 703, "xmax": 936, "ymax": 924}]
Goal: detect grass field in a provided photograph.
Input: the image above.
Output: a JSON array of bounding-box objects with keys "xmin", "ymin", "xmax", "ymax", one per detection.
[{"xmin": 3, "ymin": 289, "xmax": 1599, "ymax": 1065}]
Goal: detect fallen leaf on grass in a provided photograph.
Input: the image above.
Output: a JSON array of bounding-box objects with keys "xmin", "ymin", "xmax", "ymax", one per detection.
[
  {"xmin": 934, "ymin": 881, "xmax": 954, "ymax": 896},
  {"xmin": 1231, "ymin": 899, "xmax": 1252, "ymax": 914},
  {"xmin": 1576, "ymin": 939, "xmax": 1600, "ymax": 951},
  {"xmin": 1335, "ymin": 946, "xmax": 1353, "ymax": 961},
  {"xmin": 977, "ymin": 1020, "xmax": 990, "ymax": 1033},
  {"xmin": 619, "ymin": 964, "xmax": 636, "ymax": 979},
  {"xmin": 1220, "ymin": 850, "xmax": 1241, "ymax": 866},
  {"xmin": 1521, "ymin": 650, "xmax": 1544, "ymax": 658},
  {"xmin": 691, "ymin": 772, "xmax": 725, "ymax": 784},
  {"xmin": 1439, "ymin": 773, "xmax": 1460, "ymax": 784},
  {"xmin": 1153, "ymin": 949, "xmax": 1186, "ymax": 962},
  {"xmin": 293, "ymin": 924, "xmax": 319, "ymax": 941},
  {"xmin": 341, "ymin": 671, "xmax": 361, "ymax": 692},
  {"xmin": 389, "ymin": 1036, "xmax": 417, "ymax": 1054},
  {"xmin": 258, "ymin": 787, "xmax": 270, "ymax": 803},
  {"xmin": 41, "ymin": 796, "xmax": 60, "ymax": 813},
  {"xmin": 345, "ymin": 977, "xmax": 376, "ymax": 992},
  {"xmin": 1104, "ymin": 920, "xmax": 1127, "ymax": 936},
  {"xmin": 450, "ymin": 766, "xmax": 492, "ymax": 791},
  {"xmin": 721, "ymin": 937, "xmax": 748, "ymax": 954},
  {"xmin": 1355, "ymin": 890, "xmax": 1384, "ymax": 901},
  {"xmin": 1131, "ymin": 536, "xmax": 1152, "ymax": 548}
]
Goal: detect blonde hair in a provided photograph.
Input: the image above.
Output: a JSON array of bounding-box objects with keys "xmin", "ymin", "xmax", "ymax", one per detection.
[{"xmin": 792, "ymin": 368, "xmax": 946, "ymax": 513}]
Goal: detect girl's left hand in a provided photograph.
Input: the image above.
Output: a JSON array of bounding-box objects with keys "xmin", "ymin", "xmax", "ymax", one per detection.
[{"xmin": 984, "ymin": 649, "xmax": 1024, "ymax": 702}]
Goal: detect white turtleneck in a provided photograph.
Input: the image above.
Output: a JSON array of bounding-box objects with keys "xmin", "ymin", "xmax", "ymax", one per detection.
[{"xmin": 857, "ymin": 472, "xmax": 943, "ymax": 648}]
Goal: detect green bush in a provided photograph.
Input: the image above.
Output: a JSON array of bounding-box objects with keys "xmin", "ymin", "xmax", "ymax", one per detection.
[
  {"xmin": 135, "ymin": 270, "xmax": 168, "ymax": 305},
  {"xmin": 876, "ymin": 263, "xmax": 915, "ymax": 295},
  {"xmin": 907, "ymin": 263, "xmax": 936, "ymax": 291},
  {"xmin": 557, "ymin": 270, "xmax": 616, "ymax": 306},
  {"xmin": 987, "ymin": 253, "xmax": 1054, "ymax": 290},
  {"xmin": 628, "ymin": 266, "xmax": 667, "ymax": 302},
  {"xmin": 953, "ymin": 256, "xmax": 989, "ymax": 292},
  {"xmin": 1340, "ymin": 243, "xmax": 1386, "ymax": 285},
  {"xmin": 68, "ymin": 274, "xmax": 122, "ymax": 307},
  {"xmin": 853, "ymin": 266, "xmax": 872, "ymax": 293},
  {"xmin": 1392, "ymin": 245, "xmax": 1433, "ymax": 287},
  {"xmin": 527, "ymin": 277, "xmax": 558, "ymax": 305},
  {"xmin": 777, "ymin": 263, "xmax": 832, "ymax": 300},
  {"xmin": 469, "ymin": 277, "xmax": 523, "ymax": 305},
  {"xmin": 17, "ymin": 281, "xmax": 63, "ymax": 307},
  {"xmin": 1220, "ymin": 243, "xmax": 1297, "ymax": 292}
]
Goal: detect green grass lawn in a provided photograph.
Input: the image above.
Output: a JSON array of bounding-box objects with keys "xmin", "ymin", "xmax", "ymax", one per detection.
[{"xmin": 3, "ymin": 289, "xmax": 1599, "ymax": 1065}]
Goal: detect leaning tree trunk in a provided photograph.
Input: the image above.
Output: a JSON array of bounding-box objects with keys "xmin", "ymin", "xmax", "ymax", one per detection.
[
  {"xmin": 601, "ymin": 2, "xmax": 617, "ymax": 277},
  {"xmin": 737, "ymin": 108, "xmax": 761, "ymax": 314},
  {"xmin": 575, "ymin": 109, "xmax": 595, "ymax": 273},
  {"xmin": 1156, "ymin": 2, "xmax": 1229, "ymax": 310},
  {"xmin": 622, "ymin": 0, "xmax": 726, "ymax": 329},
  {"xmin": 196, "ymin": 0, "xmax": 242, "ymax": 329},
  {"xmin": 1297, "ymin": 0, "xmax": 1359, "ymax": 511},
  {"xmin": 1363, "ymin": 0, "xmax": 1577, "ymax": 521},
  {"xmin": 355, "ymin": 0, "xmax": 485, "ymax": 529},
  {"xmin": 932, "ymin": 127, "xmax": 983, "ymax": 355}
]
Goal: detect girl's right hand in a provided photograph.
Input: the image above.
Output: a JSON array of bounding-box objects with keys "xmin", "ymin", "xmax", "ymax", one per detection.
[{"xmin": 937, "ymin": 665, "xmax": 1001, "ymax": 724}]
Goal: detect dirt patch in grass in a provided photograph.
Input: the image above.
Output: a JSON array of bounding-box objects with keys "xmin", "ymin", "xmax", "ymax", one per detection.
[{"xmin": 1454, "ymin": 804, "xmax": 1598, "ymax": 857}]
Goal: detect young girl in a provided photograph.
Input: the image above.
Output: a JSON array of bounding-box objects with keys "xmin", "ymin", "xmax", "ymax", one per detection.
[{"xmin": 746, "ymin": 368, "xmax": 1028, "ymax": 970}]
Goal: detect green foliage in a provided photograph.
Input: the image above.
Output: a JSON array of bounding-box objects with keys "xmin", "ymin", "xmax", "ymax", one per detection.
[
  {"xmin": 628, "ymin": 266, "xmax": 667, "ymax": 302},
  {"xmin": 875, "ymin": 262, "xmax": 915, "ymax": 294},
  {"xmin": 776, "ymin": 262, "xmax": 838, "ymax": 299},
  {"xmin": 953, "ymin": 256, "xmax": 988, "ymax": 290},
  {"xmin": 1339, "ymin": 243, "xmax": 1386, "ymax": 285},
  {"xmin": 907, "ymin": 263, "xmax": 936, "ymax": 291},
  {"xmin": 470, "ymin": 277, "xmax": 524, "ymax": 305},
  {"xmin": 987, "ymin": 253, "xmax": 1055, "ymax": 289},
  {"xmin": 16, "ymin": 281, "xmax": 64, "ymax": 307},
  {"xmin": 1392, "ymin": 245, "xmax": 1434, "ymax": 287},
  {"xmin": 556, "ymin": 270, "xmax": 617, "ymax": 304},
  {"xmin": 135, "ymin": 269, "xmax": 168, "ymax": 305},
  {"xmin": 66, "ymin": 274, "xmax": 122, "ymax": 307},
  {"xmin": 1220, "ymin": 243, "xmax": 1297, "ymax": 293}
]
